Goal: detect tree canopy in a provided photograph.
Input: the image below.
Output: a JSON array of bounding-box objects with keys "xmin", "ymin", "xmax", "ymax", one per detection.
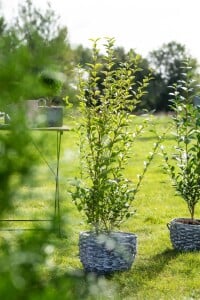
[
  {"xmin": 148, "ymin": 41, "xmax": 199, "ymax": 111},
  {"xmin": 0, "ymin": 1, "xmax": 199, "ymax": 111}
]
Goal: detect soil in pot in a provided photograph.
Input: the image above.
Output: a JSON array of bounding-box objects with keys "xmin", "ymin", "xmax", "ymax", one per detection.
[{"xmin": 175, "ymin": 218, "xmax": 200, "ymax": 225}]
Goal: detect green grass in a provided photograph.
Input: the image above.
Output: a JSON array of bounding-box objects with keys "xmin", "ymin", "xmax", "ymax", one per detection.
[{"xmin": 1, "ymin": 112, "xmax": 200, "ymax": 299}]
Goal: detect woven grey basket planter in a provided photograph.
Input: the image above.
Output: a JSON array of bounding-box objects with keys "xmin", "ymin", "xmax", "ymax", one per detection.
[
  {"xmin": 79, "ymin": 231, "xmax": 137, "ymax": 275},
  {"xmin": 167, "ymin": 218, "xmax": 200, "ymax": 251}
]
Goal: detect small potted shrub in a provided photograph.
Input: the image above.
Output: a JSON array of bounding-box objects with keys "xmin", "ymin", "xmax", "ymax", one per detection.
[
  {"xmin": 71, "ymin": 38, "xmax": 158, "ymax": 274},
  {"xmin": 3, "ymin": 70, "xmax": 66, "ymax": 127},
  {"xmin": 162, "ymin": 60, "xmax": 200, "ymax": 251},
  {"xmin": 36, "ymin": 69, "xmax": 66, "ymax": 127}
]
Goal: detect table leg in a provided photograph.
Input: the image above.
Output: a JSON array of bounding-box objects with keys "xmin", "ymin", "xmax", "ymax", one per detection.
[{"xmin": 54, "ymin": 130, "xmax": 63, "ymax": 236}]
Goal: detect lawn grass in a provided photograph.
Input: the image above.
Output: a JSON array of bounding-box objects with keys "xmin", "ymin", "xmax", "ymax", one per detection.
[{"xmin": 1, "ymin": 111, "xmax": 200, "ymax": 299}]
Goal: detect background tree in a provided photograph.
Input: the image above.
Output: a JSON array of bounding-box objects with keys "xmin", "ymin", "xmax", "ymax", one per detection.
[
  {"xmin": 9, "ymin": 0, "xmax": 75, "ymax": 102},
  {"xmin": 0, "ymin": 14, "xmax": 33, "ymax": 106},
  {"xmin": 73, "ymin": 44, "xmax": 93, "ymax": 67},
  {"xmin": 74, "ymin": 44, "xmax": 152, "ymax": 111},
  {"xmin": 148, "ymin": 41, "xmax": 199, "ymax": 111},
  {"xmin": 68, "ymin": 41, "xmax": 200, "ymax": 112},
  {"xmin": 113, "ymin": 47, "xmax": 152, "ymax": 112}
]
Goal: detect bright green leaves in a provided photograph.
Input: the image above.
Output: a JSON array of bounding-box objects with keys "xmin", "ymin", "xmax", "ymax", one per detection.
[
  {"xmin": 72, "ymin": 38, "xmax": 152, "ymax": 232},
  {"xmin": 162, "ymin": 59, "xmax": 200, "ymax": 219}
]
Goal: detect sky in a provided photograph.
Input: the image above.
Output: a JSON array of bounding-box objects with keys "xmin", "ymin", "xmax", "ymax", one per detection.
[{"xmin": 1, "ymin": 0, "xmax": 200, "ymax": 62}]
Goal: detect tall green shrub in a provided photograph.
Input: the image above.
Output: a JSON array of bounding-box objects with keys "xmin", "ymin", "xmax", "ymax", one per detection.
[
  {"xmin": 162, "ymin": 60, "xmax": 200, "ymax": 220},
  {"xmin": 71, "ymin": 38, "xmax": 158, "ymax": 233}
]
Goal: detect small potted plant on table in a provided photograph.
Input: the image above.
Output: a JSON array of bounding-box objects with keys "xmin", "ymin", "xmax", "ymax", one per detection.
[
  {"xmin": 36, "ymin": 69, "xmax": 66, "ymax": 127},
  {"xmin": 162, "ymin": 60, "xmax": 200, "ymax": 251},
  {"xmin": 71, "ymin": 38, "xmax": 158, "ymax": 274}
]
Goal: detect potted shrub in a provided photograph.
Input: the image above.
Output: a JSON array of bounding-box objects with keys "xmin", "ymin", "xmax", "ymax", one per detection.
[
  {"xmin": 4, "ymin": 70, "xmax": 66, "ymax": 127},
  {"xmin": 36, "ymin": 69, "xmax": 66, "ymax": 127},
  {"xmin": 71, "ymin": 38, "xmax": 158, "ymax": 274},
  {"xmin": 162, "ymin": 60, "xmax": 200, "ymax": 251}
]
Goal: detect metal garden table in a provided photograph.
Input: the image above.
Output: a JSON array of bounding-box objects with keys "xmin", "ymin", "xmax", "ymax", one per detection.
[{"xmin": 0, "ymin": 124, "xmax": 70, "ymax": 236}]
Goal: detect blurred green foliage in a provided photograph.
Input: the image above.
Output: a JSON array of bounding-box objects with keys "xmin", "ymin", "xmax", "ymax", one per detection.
[{"xmin": 0, "ymin": 1, "xmax": 106, "ymax": 299}]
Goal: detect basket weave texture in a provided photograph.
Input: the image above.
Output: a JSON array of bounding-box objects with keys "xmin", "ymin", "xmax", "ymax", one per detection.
[
  {"xmin": 79, "ymin": 231, "xmax": 137, "ymax": 274},
  {"xmin": 168, "ymin": 218, "xmax": 200, "ymax": 251}
]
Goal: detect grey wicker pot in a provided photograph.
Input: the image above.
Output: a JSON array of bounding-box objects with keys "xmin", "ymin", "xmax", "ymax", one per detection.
[
  {"xmin": 167, "ymin": 218, "xmax": 200, "ymax": 251},
  {"xmin": 79, "ymin": 231, "xmax": 137, "ymax": 275}
]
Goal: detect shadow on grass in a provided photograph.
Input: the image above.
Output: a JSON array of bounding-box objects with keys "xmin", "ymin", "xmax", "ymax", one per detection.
[
  {"xmin": 108, "ymin": 248, "xmax": 183, "ymax": 296},
  {"xmin": 70, "ymin": 249, "xmax": 183, "ymax": 298},
  {"xmin": 134, "ymin": 248, "xmax": 180, "ymax": 280},
  {"xmin": 76, "ymin": 248, "xmax": 181, "ymax": 281}
]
